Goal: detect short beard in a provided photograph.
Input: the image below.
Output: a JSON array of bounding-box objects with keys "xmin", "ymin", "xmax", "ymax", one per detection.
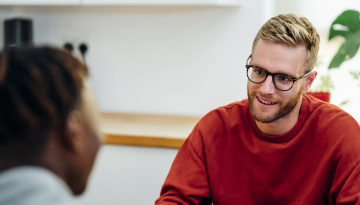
[{"xmin": 248, "ymin": 85, "xmax": 303, "ymax": 123}]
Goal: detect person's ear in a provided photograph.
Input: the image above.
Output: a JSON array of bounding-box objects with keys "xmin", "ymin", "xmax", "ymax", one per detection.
[
  {"xmin": 63, "ymin": 110, "xmax": 84, "ymax": 153},
  {"xmin": 302, "ymin": 71, "xmax": 317, "ymax": 94}
]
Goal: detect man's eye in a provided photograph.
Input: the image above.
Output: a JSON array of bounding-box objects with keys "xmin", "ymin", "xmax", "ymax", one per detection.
[
  {"xmin": 276, "ymin": 75, "xmax": 291, "ymax": 83},
  {"xmin": 253, "ymin": 67, "xmax": 264, "ymax": 75}
]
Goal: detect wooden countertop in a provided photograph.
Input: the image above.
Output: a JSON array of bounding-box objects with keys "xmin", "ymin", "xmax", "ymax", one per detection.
[{"xmin": 100, "ymin": 113, "xmax": 201, "ymax": 148}]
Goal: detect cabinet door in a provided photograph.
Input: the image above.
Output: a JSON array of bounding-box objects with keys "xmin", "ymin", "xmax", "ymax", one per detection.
[{"xmin": 0, "ymin": 0, "xmax": 81, "ymax": 5}]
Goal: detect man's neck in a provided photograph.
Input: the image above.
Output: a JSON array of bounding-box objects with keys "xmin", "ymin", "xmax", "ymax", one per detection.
[{"xmin": 255, "ymin": 100, "xmax": 302, "ymax": 136}]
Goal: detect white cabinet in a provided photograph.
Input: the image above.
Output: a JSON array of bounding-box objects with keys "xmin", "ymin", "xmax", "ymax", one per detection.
[
  {"xmin": 0, "ymin": 0, "xmax": 80, "ymax": 5},
  {"xmin": 80, "ymin": 0, "xmax": 241, "ymax": 6}
]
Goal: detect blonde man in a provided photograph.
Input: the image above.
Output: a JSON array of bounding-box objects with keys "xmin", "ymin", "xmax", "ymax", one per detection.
[{"xmin": 156, "ymin": 14, "xmax": 360, "ymax": 204}]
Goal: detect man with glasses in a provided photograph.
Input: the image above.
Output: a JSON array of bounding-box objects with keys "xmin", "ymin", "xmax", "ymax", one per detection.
[{"xmin": 156, "ymin": 14, "xmax": 360, "ymax": 204}]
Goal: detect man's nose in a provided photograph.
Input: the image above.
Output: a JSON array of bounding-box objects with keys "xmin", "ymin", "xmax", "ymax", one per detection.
[{"xmin": 259, "ymin": 75, "xmax": 276, "ymax": 94}]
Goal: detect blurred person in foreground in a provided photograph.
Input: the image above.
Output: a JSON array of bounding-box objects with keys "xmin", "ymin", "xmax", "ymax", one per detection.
[
  {"xmin": 0, "ymin": 46, "xmax": 101, "ymax": 205},
  {"xmin": 156, "ymin": 13, "xmax": 360, "ymax": 204}
]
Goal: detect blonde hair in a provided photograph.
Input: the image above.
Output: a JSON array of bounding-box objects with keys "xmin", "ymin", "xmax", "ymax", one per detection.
[{"xmin": 252, "ymin": 13, "xmax": 320, "ymax": 72}]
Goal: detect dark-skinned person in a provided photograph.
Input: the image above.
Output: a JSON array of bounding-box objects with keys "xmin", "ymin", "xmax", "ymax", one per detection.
[{"xmin": 0, "ymin": 46, "xmax": 101, "ymax": 205}]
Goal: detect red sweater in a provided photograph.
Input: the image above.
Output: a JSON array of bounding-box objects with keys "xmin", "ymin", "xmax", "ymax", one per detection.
[{"xmin": 156, "ymin": 95, "xmax": 360, "ymax": 205}]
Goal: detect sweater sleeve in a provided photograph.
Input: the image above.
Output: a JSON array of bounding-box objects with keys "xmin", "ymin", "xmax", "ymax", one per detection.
[
  {"xmin": 327, "ymin": 113, "xmax": 360, "ymax": 205},
  {"xmin": 336, "ymin": 162, "xmax": 360, "ymax": 204},
  {"xmin": 155, "ymin": 125, "xmax": 211, "ymax": 205}
]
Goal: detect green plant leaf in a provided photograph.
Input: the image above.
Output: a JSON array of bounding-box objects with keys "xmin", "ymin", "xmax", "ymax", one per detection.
[
  {"xmin": 339, "ymin": 99, "xmax": 350, "ymax": 107},
  {"xmin": 328, "ymin": 10, "xmax": 360, "ymax": 69}
]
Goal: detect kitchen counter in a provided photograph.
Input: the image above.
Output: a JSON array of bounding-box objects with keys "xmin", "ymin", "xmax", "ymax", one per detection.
[{"xmin": 100, "ymin": 113, "xmax": 201, "ymax": 148}]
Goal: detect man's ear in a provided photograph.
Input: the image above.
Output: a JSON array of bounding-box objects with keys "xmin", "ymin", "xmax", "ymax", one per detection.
[
  {"xmin": 63, "ymin": 111, "xmax": 84, "ymax": 153},
  {"xmin": 302, "ymin": 71, "xmax": 317, "ymax": 94}
]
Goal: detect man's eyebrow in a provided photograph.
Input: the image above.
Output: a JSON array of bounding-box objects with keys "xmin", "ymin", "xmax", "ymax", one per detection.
[{"xmin": 251, "ymin": 63, "xmax": 296, "ymax": 77}]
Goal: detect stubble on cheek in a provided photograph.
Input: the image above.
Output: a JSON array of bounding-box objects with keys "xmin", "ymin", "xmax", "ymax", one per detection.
[{"xmin": 247, "ymin": 83, "xmax": 303, "ymax": 123}]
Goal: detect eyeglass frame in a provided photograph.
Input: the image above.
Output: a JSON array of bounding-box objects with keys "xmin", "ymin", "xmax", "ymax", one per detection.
[{"xmin": 245, "ymin": 55, "xmax": 311, "ymax": 91}]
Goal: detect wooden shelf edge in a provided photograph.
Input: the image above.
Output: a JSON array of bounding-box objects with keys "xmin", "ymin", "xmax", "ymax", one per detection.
[{"xmin": 103, "ymin": 134, "xmax": 185, "ymax": 148}]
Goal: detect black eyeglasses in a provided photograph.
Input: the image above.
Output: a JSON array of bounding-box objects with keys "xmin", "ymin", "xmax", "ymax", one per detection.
[{"xmin": 245, "ymin": 55, "xmax": 311, "ymax": 91}]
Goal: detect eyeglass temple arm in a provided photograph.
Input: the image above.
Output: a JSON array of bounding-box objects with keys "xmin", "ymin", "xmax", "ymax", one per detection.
[
  {"xmin": 247, "ymin": 55, "xmax": 252, "ymax": 65},
  {"xmin": 293, "ymin": 70, "xmax": 312, "ymax": 81}
]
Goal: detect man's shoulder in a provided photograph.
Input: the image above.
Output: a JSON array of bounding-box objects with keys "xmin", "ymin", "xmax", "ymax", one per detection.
[
  {"xmin": 304, "ymin": 94, "xmax": 359, "ymax": 128},
  {"xmin": 211, "ymin": 99, "xmax": 249, "ymax": 116},
  {"xmin": 303, "ymin": 95, "xmax": 360, "ymax": 150},
  {"xmin": 221, "ymin": 99, "xmax": 249, "ymax": 110},
  {"xmin": 195, "ymin": 99, "xmax": 250, "ymax": 133},
  {"xmin": 200, "ymin": 99, "xmax": 248, "ymax": 122}
]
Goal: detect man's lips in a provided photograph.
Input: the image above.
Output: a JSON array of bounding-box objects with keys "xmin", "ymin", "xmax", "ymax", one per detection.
[{"xmin": 256, "ymin": 96, "xmax": 277, "ymax": 105}]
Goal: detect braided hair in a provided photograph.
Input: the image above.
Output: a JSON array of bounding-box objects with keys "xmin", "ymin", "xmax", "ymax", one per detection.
[{"xmin": 0, "ymin": 46, "xmax": 87, "ymax": 159}]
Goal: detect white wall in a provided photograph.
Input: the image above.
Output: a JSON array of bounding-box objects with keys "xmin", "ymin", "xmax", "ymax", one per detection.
[
  {"xmin": 275, "ymin": 0, "xmax": 360, "ymax": 32},
  {"xmin": 1, "ymin": 1, "xmax": 270, "ymax": 116}
]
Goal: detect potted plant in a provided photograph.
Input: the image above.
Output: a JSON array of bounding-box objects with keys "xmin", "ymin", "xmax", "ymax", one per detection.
[{"xmin": 308, "ymin": 9, "xmax": 360, "ymax": 103}]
